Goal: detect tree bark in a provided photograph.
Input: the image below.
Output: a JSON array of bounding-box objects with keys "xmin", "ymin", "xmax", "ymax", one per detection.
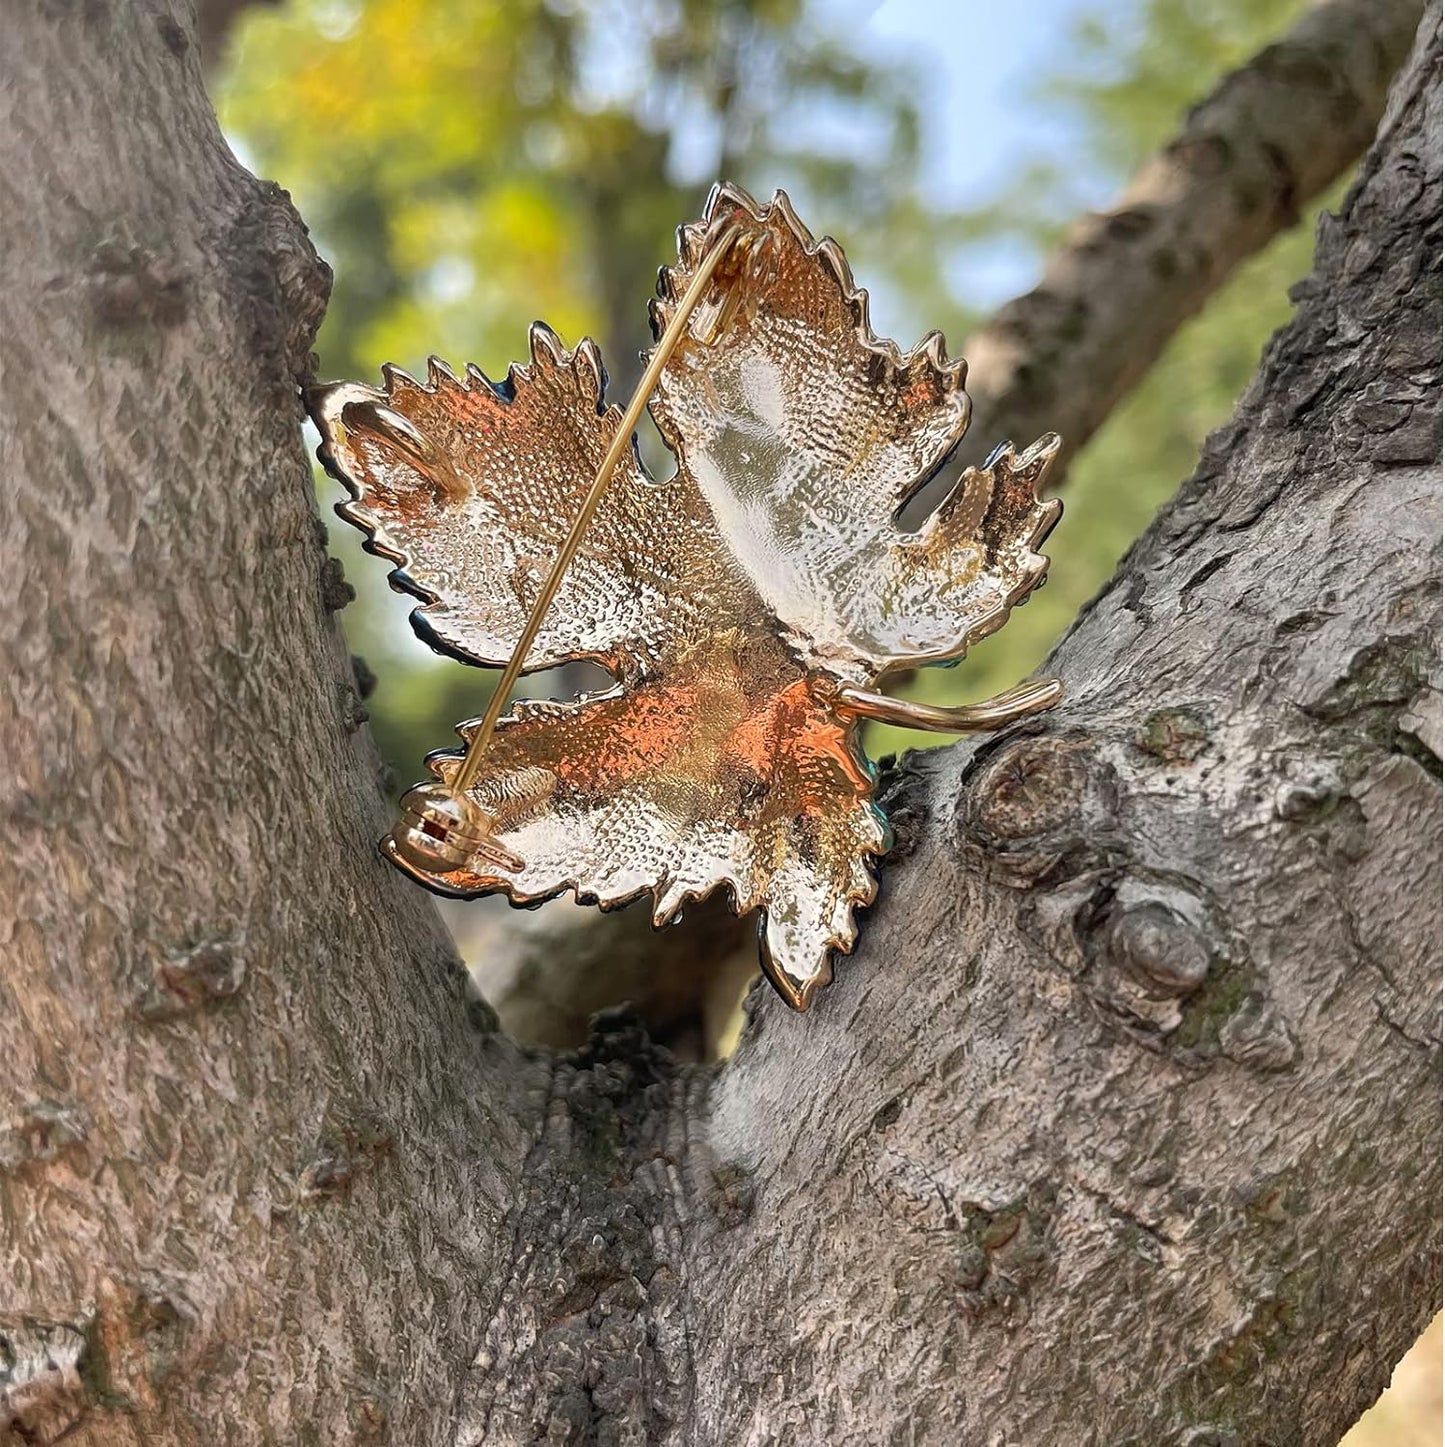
[
  {"xmin": 0, "ymin": 7, "xmax": 537, "ymax": 1440},
  {"xmin": 1, "ymin": 5, "xmax": 1439, "ymax": 1447},
  {"xmin": 674, "ymin": 7, "xmax": 1443, "ymax": 1434}
]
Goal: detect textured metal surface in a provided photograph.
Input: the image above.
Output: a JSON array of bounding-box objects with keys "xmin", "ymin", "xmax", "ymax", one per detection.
[{"xmin": 310, "ymin": 183, "xmax": 1062, "ymax": 1009}]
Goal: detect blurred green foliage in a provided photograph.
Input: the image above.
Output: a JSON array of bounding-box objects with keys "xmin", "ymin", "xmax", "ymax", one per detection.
[
  {"xmin": 216, "ymin": 0, "xmax": 1331, "ymax": 778},
  {"xmin": 221, "ymin": 0, "xmax": 951, "ymax": 381}
]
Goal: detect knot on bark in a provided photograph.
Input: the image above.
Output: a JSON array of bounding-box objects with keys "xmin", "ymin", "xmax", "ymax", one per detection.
[
  {"xmin": 957, "ymin": 732, "xmax": 1119, "ymax": 885},
  {"xmin": 138, "ymin": 935, "xmax": 248, "ymax": 1020},
  {"xmin": 944, "ymin": 1186, "xmax": 1059, "ymax": 1309},
  {"xmin": 0, "ymin": 1099, "xmax": 88, "ymax": 1173},
  {"xmin": 862, "ymin": 1138, "xmax": 1061, "ymax": 1312},
  {"xmin": 295, "ymin": 1108, "xmax": 394, "ymax": 1203},
  {"xmin": 1273, "ymin": 760, "xmax": 1345, "ymax": 821},
  {"xmin": 338, "ymin": 682, "xmax": 370, "ymax": 734},
  {"xmin": 1024, "ymin": 867, "xmax": 1297, "ymax": 1069},
  {"xmin": 228, "ymin": 180, "xmax": 332, "ymax": 390},
  {"xmin": 706, "ymin": 1161, "xmax": 755, "ymax": 1229},
  {"xmin": 1059, "ymin": 871, "xmax": 1221, "ymax": 1036},
  {"xmin": 1216, "ymin": 992, "xmax": 1300, "ymax": 1072},
  {"xmin": 88, "ymin": 238, "xmax": 189, "ymax": 332},
  {"xmin": 1, "ymin": 1282, "xmax": 193, "ymax": 1440},
  {"xmin": 319, "ymin": 555, "xmax": 355, "ymax": 612},
  {"xmin": 1106, "ymin": 899, "xmax": 1214, "ymax": 996},
  {"xmin": 1134, "ymin": 705, "xmax": 1214, "ymax": 765}
]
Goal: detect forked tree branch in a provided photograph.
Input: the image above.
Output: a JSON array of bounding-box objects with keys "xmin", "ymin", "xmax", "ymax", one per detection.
[{"xmin": 0, "ymin": 1, "xmax": 1438, "ymax": 1443}]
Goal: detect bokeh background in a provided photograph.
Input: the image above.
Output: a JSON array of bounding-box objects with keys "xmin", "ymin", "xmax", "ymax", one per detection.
[{"xmin": 212, "ymin": 2, "xmax": 1440, "ymax": 1438}]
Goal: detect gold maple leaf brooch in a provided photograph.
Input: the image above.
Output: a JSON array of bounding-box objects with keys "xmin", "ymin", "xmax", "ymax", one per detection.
[{"xmin": 309, "ymin": 184, "xmax": 1062, "ymax": 1010}]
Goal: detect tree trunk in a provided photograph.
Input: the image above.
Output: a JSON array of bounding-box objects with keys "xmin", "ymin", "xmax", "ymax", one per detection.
[
  {"xmin": 1, "ymin": 3, "xmax": 1438, "ymax": 1445},
  {"xmin": 0, "ymin": 7, "xmax": 535, "ymax": 1440}
]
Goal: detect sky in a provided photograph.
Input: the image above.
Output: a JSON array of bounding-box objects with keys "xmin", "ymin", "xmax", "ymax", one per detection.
[
  {"xmin": 860, "ymin": 0, "xmax": 1102, "ymax": 203},
  {"xmin": 577, "ymin": 0, "xmax": 1121, "ymax": 317},
  {"xmin": 834, "ymin": 0, "xmax": 1113, "ymax": 304}
]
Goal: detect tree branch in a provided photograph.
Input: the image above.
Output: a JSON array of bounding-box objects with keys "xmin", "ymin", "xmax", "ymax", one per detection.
[
  {"xmin": 950, "ymin": 0, "xmax": 1427, "ymax": 480},
  {"xmin": 453, "ymin": 6, "xmax": 1439, "ymax": 1439},
  {"xmin": 672, "ymin": 7, "xmax": 1441, "ymax": 1439},
  {"xmin": 0, "ymin": 5, "xmax": 540, "ymax": 1440}
]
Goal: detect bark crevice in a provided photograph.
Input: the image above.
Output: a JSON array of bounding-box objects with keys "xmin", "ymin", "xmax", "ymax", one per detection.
[{"xmin": 458, "ymin": 1012, "xmax": 717, "ymax": 1446}]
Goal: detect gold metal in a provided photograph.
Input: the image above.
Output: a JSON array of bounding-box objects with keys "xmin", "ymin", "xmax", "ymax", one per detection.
[
  {"xmin": 834, "ymin": 676, "xmax": 1064, "ymax": 732},
  {"xmin": 337, "ymin": 400, "xmax": 469, "ymax": 499},
  {"xmin": 450, "ymin": 215, "xmax": 747, "ymax": 798},
  {"xmin": 391, "ymin": 781, "xmax": 524, "ymax": 874},
  {"xmin": 310, "ymin": 183, "xmax": 1064, "ymax": 1010}
]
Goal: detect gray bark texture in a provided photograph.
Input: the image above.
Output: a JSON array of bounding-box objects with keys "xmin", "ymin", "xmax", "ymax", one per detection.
[{"xmin": 1, "ymin": 3, "xmax": 1440, "ymax": 1446}]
